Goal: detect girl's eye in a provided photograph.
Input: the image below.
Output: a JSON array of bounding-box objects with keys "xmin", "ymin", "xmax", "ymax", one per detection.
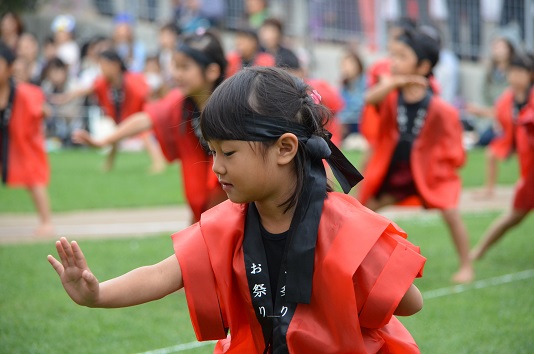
[{"xmin": 223, "ymin": 151, "xmax": 235, "ymax": 157}]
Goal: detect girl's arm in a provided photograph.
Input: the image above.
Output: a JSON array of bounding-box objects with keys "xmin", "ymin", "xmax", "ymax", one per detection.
[
  {"xmin": 72, "ymin": 112, "xmax": 153, "ymax": 148},
  {"xmin": 50, "ymin": 86, "xmax": 94, "ymax": 105},
  {"xmin": 48, "ymin": 237, "xmax": 183, "ymax": 308},
  {"xmin": 393, "ymin": 283, "xmax": 423, "ymax": 316},
  {"xmin": 365, "ymin": 75, "xmax": 428, "ymax": 105}
]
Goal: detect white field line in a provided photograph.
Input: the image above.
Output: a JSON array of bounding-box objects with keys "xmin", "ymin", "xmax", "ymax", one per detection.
[
  {"xmin": 137, "ymin": 268, "xmax": 534, "ymax": 354},
  {"xmin": 422, "ymin": 268, "xmax": 534, "ymax": 299},
  {"xmin": 136, "ymin": 340, "xmax": 216, "ymax": 354}
]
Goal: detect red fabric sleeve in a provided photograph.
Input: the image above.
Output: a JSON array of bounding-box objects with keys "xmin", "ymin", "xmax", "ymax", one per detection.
[
  {"xmin": 356, "ymin": 225, "xmax": 426, "ymax": 329},
  {"xmin": 144, "ymin": 90, "xmax": 184, "ymax": 162},
  {"xmin": 172, "ymin": 224, "xmax": 227, "ymax": 341}
]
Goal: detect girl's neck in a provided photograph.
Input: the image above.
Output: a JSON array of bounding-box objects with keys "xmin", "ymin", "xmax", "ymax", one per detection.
[
  {"xmin": 109, "ymin": 73, "xmax": 123, "ymax": 88},
  {"xmin": 255, "ymin": 201, "xmax": 295, "ymax": 234},
  {"xmin": 401, "ymin": 83, "xmax": 426, "ymax": 103}
]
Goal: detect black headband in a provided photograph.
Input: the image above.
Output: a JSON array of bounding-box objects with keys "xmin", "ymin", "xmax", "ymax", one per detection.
[
  {"xmin": 242, "ymin": 114, "xmax": 363, "ymax": 194},
  {"xmin": 177, "ymin": 43, "xmax": 216, "ymax": 66}
]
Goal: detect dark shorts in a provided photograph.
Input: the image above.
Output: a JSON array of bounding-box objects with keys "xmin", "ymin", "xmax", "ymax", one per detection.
[{"xmin": 377, "ymin": 160, "xmax": 419, "ymax": 202}]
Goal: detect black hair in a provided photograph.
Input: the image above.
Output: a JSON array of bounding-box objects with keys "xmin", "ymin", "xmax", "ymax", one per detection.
[
  {"xmin": 201, "ymin": 66, "xmax": 332, "ymax": 210},
  {"xmin": 98, "ymin": 49, "xmax": 127, "ymax": 72},
  {"xmin": 236, "ymin": 25, "xmax": 260, "ymax": 44},
  {"xmin": 179, "ymin": 30, "xmax": 227, "ymax": 89},
  {"xmin": 41, "ymin": 56, "xmax": 67, "ymax": 82},
  {"xmin": 275, "ymin": 48, "xmax": 301, "ymax": 71},
  {"xmin": 160, "ymin": 22, "xmax": 181, "ymax": 36},
  {"xmin": 261, "ymin": 17, "xmax": 284, "ymax": 35},
  {"xmin": 0, "ymin": 40, "xmax": 16, "ymax": 65},
  {"xmin": 509, "ymin": 53, "xmax": 534, "ymax": 72},
  {"xmin": 392, "ymin": 17, "xmax": 417, "ymax": 33},
  {"xmin": 397, "ymin": 28, "xmax": 440, "ymax": 74},
  {"xmin": 341, "ymin": 47, "xmax": 365, "ymax": 87}
]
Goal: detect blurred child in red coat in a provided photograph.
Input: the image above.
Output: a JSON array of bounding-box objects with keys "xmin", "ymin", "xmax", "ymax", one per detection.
[
  {"xmin": 0, "ymin": 41, "xmax": 53, "ymax": 236},
  {"xmin": 471, "ymin": 54, "xmax": 534, "ymax": 260},
  {"xmin": 359, "ymin": 29, "xmax": 473, "ymax": 283}
]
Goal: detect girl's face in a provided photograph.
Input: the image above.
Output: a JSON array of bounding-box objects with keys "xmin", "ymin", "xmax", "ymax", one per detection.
[
  {"xmin": 172, "ymin": 52, "xmax": 209, "ymax": 96},
  {"xmin": 1, "ymin": 14, "xmax": 17, "ymax": 35},
  {"xmin": 507, "ymin": 67, "xmax": 531, "ymax": 93},
  {"xmin": 259, "ymin": 25, "xmax": 280, "ymax": 50},
  {"xmin": 48, "ymin": 67, "xmax": 68, "ymax": 86},
  {"xmin": 235, "ymin": 35, "xmax": 257, "ymax": 59},
  {"xmin": 492, "ymin": 38, "xmax": 512, "ymax": 62},
  {"xmin": 208, "ymin": 140, "xmax": 286, "ymax": 205},
  {"xmin": 340, "ymin": 55, "xmax": 361, "ymax": 80},
  {"xmin": 390, "ymin": 40, "xmax": 424, "ymax": 76},
  {"xmin": 98, "ymin": 58, "xmax": 121, "ymax": 80}
]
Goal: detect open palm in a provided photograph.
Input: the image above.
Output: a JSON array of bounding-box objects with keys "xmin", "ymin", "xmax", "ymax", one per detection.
[{"xmin": 48, "ymin": 237, "xmax": 100, "ymax": 307}]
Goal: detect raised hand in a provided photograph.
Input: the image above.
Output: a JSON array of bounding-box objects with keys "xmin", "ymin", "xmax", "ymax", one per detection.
[
  {"xmin": 71, "ymin": 129, "xmax": 105, "ymax": 148},
  {"xmin": 48, "ymin": 237, "xmax": 100, "ymax": 307}
]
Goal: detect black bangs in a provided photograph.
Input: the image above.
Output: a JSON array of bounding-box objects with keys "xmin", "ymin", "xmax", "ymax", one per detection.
[{"xmin": 200, "ymin": 68, "xmax": 258, "ymax": 141}]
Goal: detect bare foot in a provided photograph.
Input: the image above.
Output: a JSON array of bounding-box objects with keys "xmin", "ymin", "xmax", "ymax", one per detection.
[
  {"xmin": 149, "ymin": 162, "xmax": 166, "ymax": 175},
  {"xmin": 34, "ymin": 223, "xmax": 56, "ymax": 238},
  {"xmin": 451, "ymin": 266, "xmax": 474, "ymax": 284}
]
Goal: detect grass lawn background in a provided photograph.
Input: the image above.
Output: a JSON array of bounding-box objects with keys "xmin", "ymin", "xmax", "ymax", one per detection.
[
  {"xmin": 1, "ymin": 212, "xmax": 533, "ymax": 353},
  {"xmin": 1, "ymin": 147, "xmax": 532, "ymax": 353},
  {"xmin": 0, "ymin": 147, "xmax": 521, "ymax": 213}
]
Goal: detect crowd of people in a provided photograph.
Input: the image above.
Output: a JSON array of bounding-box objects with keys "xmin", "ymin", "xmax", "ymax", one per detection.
[{"xmin": 1, "ymin": 2, "xmax": 533, "ymax": 352}]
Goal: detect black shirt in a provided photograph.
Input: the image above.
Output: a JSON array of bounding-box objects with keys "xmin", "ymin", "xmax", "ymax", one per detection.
[
  {"xmin": 393, "ymin": 98, "xmax": 425, "ymax": 162},
  {"xmin": 260, "ymin": 223, "xmax": 289, "ymax": 300}
]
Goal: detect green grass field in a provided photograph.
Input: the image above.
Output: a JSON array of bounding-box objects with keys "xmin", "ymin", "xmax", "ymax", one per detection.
[
  {"xmin": 1, "ymin": 148, "xmax": 532, "ymax": 353},
  {"xmin": 0, "ymin": 147, "xmax": 521, "ymax": 213},
  {"xmin": 1, "ymin": 212, "xmax": 533, "ymax": 353}
]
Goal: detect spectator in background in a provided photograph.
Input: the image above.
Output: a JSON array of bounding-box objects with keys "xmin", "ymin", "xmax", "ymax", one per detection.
[
  {"xmin": 258, "ymin": 18, "xmax": 299, "ymax": 68},
  {"xmin": 51, "ymin": 14, "xmax": 80, "ymax": 77},
  {"xmin": 41, "ymin": 36, "xmax": 57, "ymax": 70},
  {"xmin": 226, "ymin": 26, "xmax": 274, "ymax": 77},
  {"xmin": 173, "ymin": 0, "xmax": 211, "ymax": 34},
  {"xmin": 78, "ymin": 36, "xmax": 111, "ymax": 91},
  {"xmin": 157, "ymin": 23, "xmax": 181, "ymax": 86},
  {"xmin": 338, "ymin": 47, "xmax": 366, "ymax": 139},
  {"xmin": 446, "ymin": 0, "xmax": 481, "ymax": 61},
  {"xmin": 467, "ymin": 35, "xmax": 518, "ymax": 199},
  {"xmin": 12, "ymin": 56, "xmax": 31, "ymax": 83},
  {"xmin": 245, "ymin": 0, "xmax": 269, "ymax": 29},
  {"xmin": 112, "ymin": 13, "xmax": 146, "ymax": 73},
  {"xmin": 0, "ymin": 11, "xmax": 24, "ymax": 51},
  {"xmin": 17, "ymin": 33, "xmax": 43, "ymax": 85},
  {"xmin": 41, "ymin": 57, "xmax": 81, "ymax": 146},
  {"xmin": 144, "ymin": 56, "xmax": 167, "ymax": 100}
]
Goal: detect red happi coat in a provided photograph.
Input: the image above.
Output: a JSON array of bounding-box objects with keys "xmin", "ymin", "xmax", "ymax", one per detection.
[
  {"xmin": 226, "ymin": 52, "xmax": 275, "ymax": 78},
  {"xmin": 500, "ymin": 90, "xmax": 534, "ymax": 210},
  {"xmin": 360, "ymin": 59, "xmax": 441, "ymax": 148},
  {"xmin": 173, "ymin": 192, "xmax": 426, "ymax": 353},
  {"xmin": 358, "ymin": 90, "xmax": 465, "ymax": 209},
  {"xmin": 144, "ymin": 89, "xmax": 224, "ymax": 221},
  {"xmin": 93, "ymin": 72, "xmax": 148, "ymax": 124},
  {"xmin": 2, "ymin": 83, "xmax": 48, "ymax": 187}
]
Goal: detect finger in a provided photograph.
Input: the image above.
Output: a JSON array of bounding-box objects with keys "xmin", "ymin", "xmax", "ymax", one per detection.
[
  {"xmin": 71, "ymin": 241, "xmax": 89, "ymax": 270},
  {"xmin": 47, "ymin": 255, "xmax": 65, "ymax": 276},
  {"xmin": 55, "ymin": 239, "xmax": 70, "ymax": 267},
  {"xmin": 60, "ymin": 237, "xmax": 75, "ymax": 266}
]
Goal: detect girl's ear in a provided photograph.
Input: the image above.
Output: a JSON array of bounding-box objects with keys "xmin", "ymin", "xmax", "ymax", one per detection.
[
  {"xmin": 205, "ymin": 63, "xmax": 221, "ymax": 84},
  {"xmin": 276, "ymin": 133, "xmax": 299, "ymax": 166}
]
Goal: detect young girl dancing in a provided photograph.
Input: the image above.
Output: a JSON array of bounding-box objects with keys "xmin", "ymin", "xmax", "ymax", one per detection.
[{"xmin": 49, "ymin": 67, "xmax": 426, "ymax": 353}]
